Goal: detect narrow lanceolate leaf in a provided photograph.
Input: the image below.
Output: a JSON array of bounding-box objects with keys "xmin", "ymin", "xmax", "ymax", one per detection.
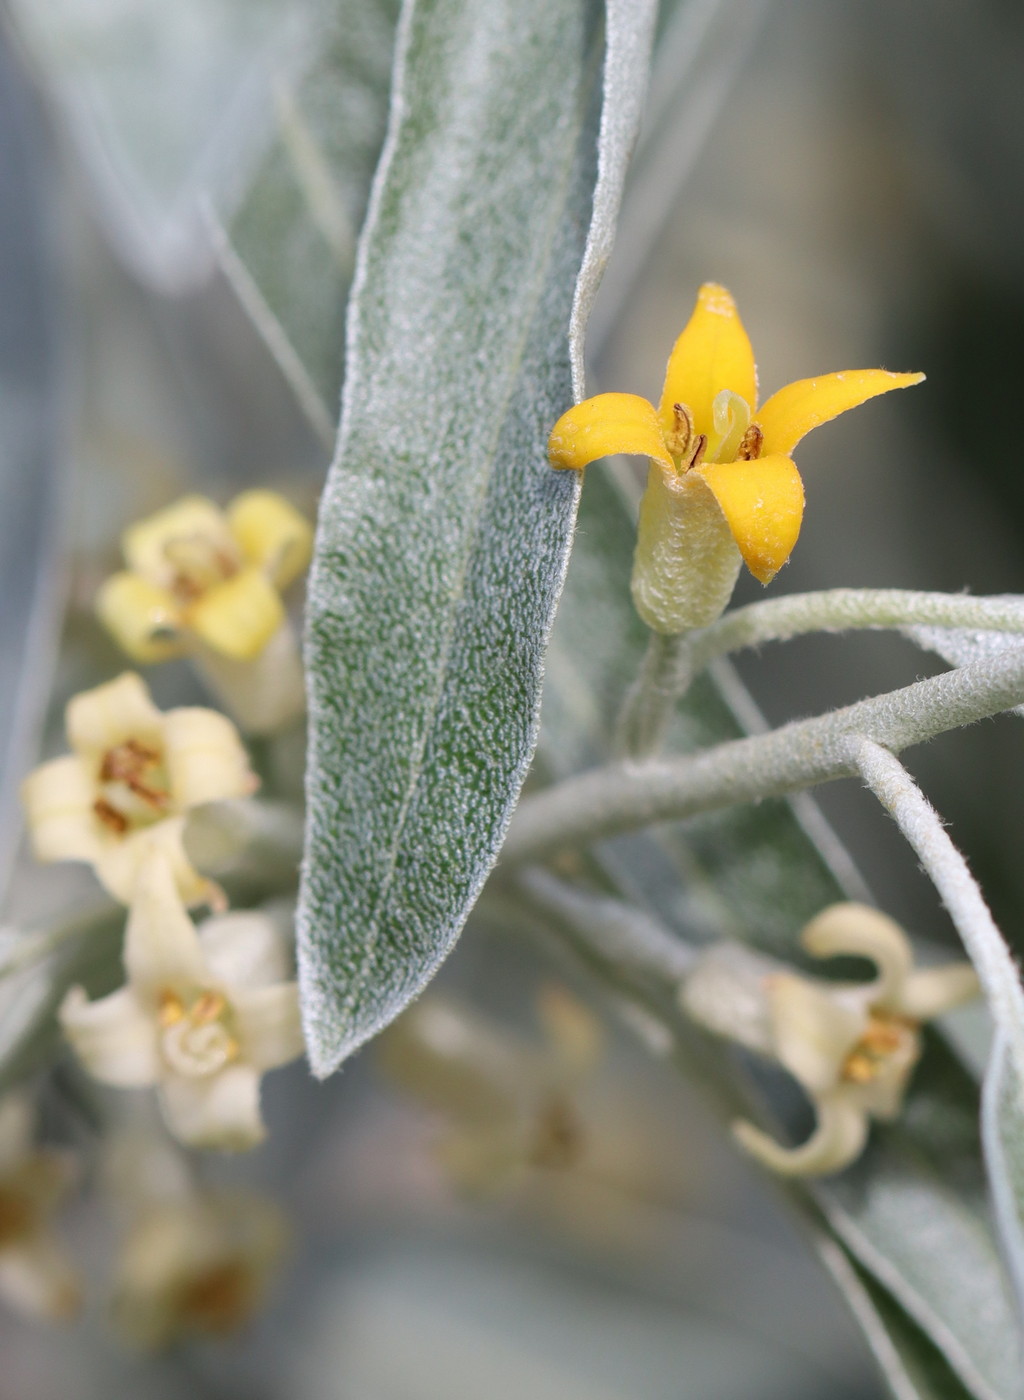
[
  {"xmin": 982, "ymin": 1035, "xmax": 1024, "ymax": 1332},
  {"xmin": 299, "ymin": 0, "xmax": 658, "ymax": 1075},
  {"xmin": 538, "ymin": 466, "xmax": 1021, "ymax": 1399},
  {"xmin": 0, "ymin": 30, "xmax": 65, "ymax": 903}
]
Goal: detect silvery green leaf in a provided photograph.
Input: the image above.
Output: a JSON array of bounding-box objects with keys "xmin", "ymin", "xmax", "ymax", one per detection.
[
  {"xmin": 820, "ymin": 1241, "xmax": 977, "ymax": 1400},
  {"xmin": 299, "ymin": 0, "xmax": 657, "ymax": 1076},
  {"xmin": 982, "ymin": 1034, "xmax": 1024, "ymax": 1331},
  {"xmin": 224, "ymin": 0, "xmax": 400, "ymax": 420},
  {"xmin": 0, "ymin": 33, "xmax": 66, "ymax": 904},
  {"xmin": 539, "ymin": 466, "xmax": 1021, "ymax": 1399},
  {"xmin": 7, "ymin": 0, "xmax": 316, "ymax": 285},
  {"xmin": 0, "ymin": 910, "xmax": 123, "ymax": 1095}
]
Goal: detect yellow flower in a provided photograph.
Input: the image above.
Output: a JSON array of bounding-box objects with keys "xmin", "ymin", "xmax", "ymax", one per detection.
[
  {"xmin": 112, "ymin": 1185, "xmax": 287, "ymax": 1349},
  {"xmin": 21, "ymin": 672, "xmax": 257, "ymax": 906},
  {"xmin": 680, "ymin": 903, "xmax": 979, "ymax": 1176},
  {"xmin": 549, "ymin": 283, "xmax": 923, "ymax": 632},
  {"xmin": 97, "ymin": 491, "xmax": 312, "ymax": 664},
  {"xmin": 60, "ymin": 854, "xmax": 304, "ymax": 1151},
  {"xmin": 378, "ymin": 986, "xmax": 603, "ymax": 1193},
  {"xmin": 97, "ymin": 492, "xmax": 313, "ymax": 734},
  {"xmin": 0, "ymin": 1094, "xmax": 80, "ymax": 1322}
]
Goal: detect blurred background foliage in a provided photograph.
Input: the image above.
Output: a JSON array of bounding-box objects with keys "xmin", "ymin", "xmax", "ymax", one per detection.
[{"xmin": 0, "ymin": 0, "xmax": 1020, "ymax": 1395}]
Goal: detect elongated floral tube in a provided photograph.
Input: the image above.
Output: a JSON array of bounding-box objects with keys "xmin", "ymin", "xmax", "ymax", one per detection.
[{"xmin": 632, "ymin": 465, "xmax": 743, "ymax": 634}]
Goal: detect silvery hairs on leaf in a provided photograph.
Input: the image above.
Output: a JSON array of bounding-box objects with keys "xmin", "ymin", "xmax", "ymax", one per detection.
[{"xmin": 299, "ymin": 0, "xmax": 658, "ymax": 1075}]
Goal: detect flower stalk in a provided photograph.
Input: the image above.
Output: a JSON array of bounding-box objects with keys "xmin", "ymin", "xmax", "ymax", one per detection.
[
  {"xmin": 504, "ymin": 645, "xmax": 1024, "ymax": 865},
  {"xmin": 617, "ymin": 590, "xmax": 1024, "ymax": 759}
]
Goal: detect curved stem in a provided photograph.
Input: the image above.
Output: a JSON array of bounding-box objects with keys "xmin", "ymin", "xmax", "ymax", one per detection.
[
  {"xmin": 691, "ymin": 589, "xmax": 1024, "ymax": 672},
  {"xmin": 614, "ymin": 630, "xmax": 690, "ymax": 757},
  {"xmin": 621, "ymin": 589, "xmax": 1024, "ymax": 759},
  {"xmin": 848, "ymin": 738, "xmax": 1024, "ymax": 1076},
  {"xmin": 504, "ymin": 645, "xmax": 1024, "ymax": 865}
]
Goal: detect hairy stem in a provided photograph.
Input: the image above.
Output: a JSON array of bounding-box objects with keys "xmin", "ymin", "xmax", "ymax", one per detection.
[
  {"xmin": 512, "ymin": 865, "xmax": 696, "ymax": 982},
  {"xmin": 614, "ymin": 630, "xmax": 690, "ymax": 757},
  {"xmin": 849, "ymin": 738, "xmax": 1024, "ymax": 1076},
  {"xmin": 620, "ymin": 589, "xmax": 1024, "ymax": 758},
  {"xmin": 504, "ymin": 646, "xmax": 1024, "ymax": 864}
]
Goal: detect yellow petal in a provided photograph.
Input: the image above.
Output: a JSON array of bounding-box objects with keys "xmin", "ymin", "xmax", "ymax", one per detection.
[
  {"xmin": 732, "ymin": 1095, "xmax": 869, "ymax": 1178},
  {"xmin": 96, "ymin": 573, "xmax": 188, "ymax": 663},
  {"xmin": 801, "ymin": 903, "xmax": 913, "ymax": 1005},
  {"xmin": 547, "ymin": 393, "xmax": 672, "ymax": 472},
  {"xmin": 66, "ymin": 672, "xmax": 164, "ymax": 760},
  {"xmin": 159, "ymin": 1064, "xmax": 265, "ymax": 1151},
  {"xmin": 227, "ymin": 490, "xmax": 313, "ymax": 589},
  {"xmin": 20, "ymin": 755, "xmax": 102, "ymax": 864},
  {"xmin": 161, "ymin": 707, "xmax": 256, "ymax": 808},
  {"xmin": 658, "ymin": 283, "xmax": 757, "ymax": 439},
  {"xmin": 186, "ymin": 569, "xmax": 285, "ymax": 661},
  {"xmin": 95, "ymin": 818, "xmax": 213, "ymax": 908},
  {"xmin": 123, "ymin": 497, "xmax": 236, "ymax": 590},
  {"xmin": 59, "ymin": 986, "xmax": 161, "ymax": 1086},
  {"xmin": 123, "ymin": 852, "xmax": 211, "ymax": 997},
  {"xmin": 232, "ymin": 984, "xmax": 303, "ymax": 1072},
  {"xmin": 756, "ymin": 369, "xmax": 924, "ymax": 455},
  {"xmin": 694, "ymin": 454, "xmax": 804, "ymax": 584}
]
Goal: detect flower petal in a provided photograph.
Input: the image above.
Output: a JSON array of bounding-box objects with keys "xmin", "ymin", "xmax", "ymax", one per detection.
[
  {"xmin": 159, "ymin": 1065, "xmax": 265, "ymax": 1151},
  {"xmin": 768, "ymin": 972, "xmax": 865, "ymax": 1095},
  {"xmin": 658, "ymin": 283, "xmax": 757, "ymax": 439},
  {"xmin": 232, "ymin": 983, "xmax": 303, "ymax": 1071},
  {"xmin": 547, "ymin": 393, "xmax": 672, "ymax": 472},
  {"xmin": 123, "ymin": 853, "xmax": 211, "ymax": 998},
  {"xmin": 801, "ymin": 903, "xmax": 914, "ymax": 1006},
  {"xmin": 187, "ymin": 568, "xmax": 285, "ymax": 661},
  {"xmin": 20, "ymin": 755, "xmax": 102, "ymax": 864},
  {"xmin": 59, "ymin": 985, "xmax": 161, "ymax": 1086},
  {"xmin": 95, "ymin": 573, "xmax": 188, "ymax": 663},
  {"xmin": 694, "ymin": 454, "xmax": 804, "ymax": 584},
  {"xmin": 899, "ymin": 964, "xmax": 980, "ymax": 1022},
  {"xmin": 226, "ymin": 490, "xmax": 313, "ymax": 589},
  {"xmin": 65, "ymin": 672, "xmax": 164, "ymax": 761},
  {"xmin": 161, "ymin": 707, "xmax": 256, "ymax": 808},
  {"xmin": 193, "ymin": 621, "xmax": 306, "ymax": 736},
  {"xmin": 94, "ymin": 818, "xmax": 213, "ymax": 908},
  {"xmin": 198, "ymin": 911, "xmax": 292, "ymax": 988},
  {"xmin": 0, "ymin": 1235, "xmax": 81, "ymax": 1320},
  {"xmin": 732, "ymin": 1095, "xmax": 869, "ymax": 1177},
  {"xmin": 756, "ymin": 369, "xmax": 924, "ymax": 456},
  {"xmin": 123, "ymin": 496, "xmax": 234, "ymax": 590}
]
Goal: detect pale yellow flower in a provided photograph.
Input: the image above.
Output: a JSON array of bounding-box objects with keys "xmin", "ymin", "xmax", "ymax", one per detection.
[
  {"xmin": 681, "ymin": 903, "xmax": 979, "ymax": 1176},
  {"xmin": 0, "ymin": 1094, "xmax": 80, "ymax": 1321},
  {"xmin": 378, "ymin": 986, "xmax": 603, "ymax": 1193},
  {"xmin": 21, "ymin": 672, "xmax": 257, "ymax": 906},
  {"xmin": 60, "ymin": 854, "xmax": 304, "ymax": 1150},
  {"xmin": 96, "ymin": 491, "xmax": 312, "ymax": 733},
  {"xmin": 112, "ymin": 1179, "xmax": 287, "ymax": 1350}
]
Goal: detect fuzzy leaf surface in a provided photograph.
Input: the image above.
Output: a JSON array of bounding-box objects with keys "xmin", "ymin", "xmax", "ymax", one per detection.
[{"xmin": 299, "ymin": 0, "xmax": 657, "ymax": 1074}]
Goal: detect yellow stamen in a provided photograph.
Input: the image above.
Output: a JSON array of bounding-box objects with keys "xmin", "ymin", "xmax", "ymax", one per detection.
[{"xmin": 158, "ymin": 991, "xmax": 185, "ymax": 1028}]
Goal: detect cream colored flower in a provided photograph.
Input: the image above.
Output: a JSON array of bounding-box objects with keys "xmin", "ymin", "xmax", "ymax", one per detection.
[
  {"xmin": 21, "ymin": 672, "xmax": 257, "ymax": 906},
  {"xmin": 60, "ymin": 854, "xmax": 304, "ymax": 1150},
  {"xmin": 378, "ymin": 986, "xmax": 603, "ymax": 1193},
  {"xmin": 96, "ymin": 491, "xmax": 312, "ymax": 733},
  {"xmin": 680, "ymin": 903, "xmax": 980, "ymax": 1176},
  {"xmin": 0, "ymin": 1094, "xmax": 80, "ymax": 1321},
  {"xmin": 112, "ymin": 1185, "xmax": 287, "ymax": 1349}
]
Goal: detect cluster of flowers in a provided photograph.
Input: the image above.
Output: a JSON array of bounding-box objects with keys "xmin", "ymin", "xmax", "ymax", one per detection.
[
  {"xmin": 549, "ymin": 284, "xmax": 980, "ymax": 1176},
  {"xmin": 1, "ymin": 489, "xmax": 312, "ymax": 1340}
]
